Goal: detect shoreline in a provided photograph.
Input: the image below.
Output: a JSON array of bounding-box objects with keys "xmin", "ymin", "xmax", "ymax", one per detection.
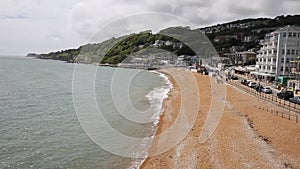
[
  {"xmin": 134, "ymin": 70, "xmax": 175, "ymax": 169},
  {"xmin": 140, "ymin": 68, "xmax": 200, "ymax": 168},
  {"xmin": 129, "ymin": 69, "xmax": 174, "ymax": 169},
  {"xmin": 139, "ymin": 69, "xmax": 181, "ymax": 168},
  {"xmin": 153, "ymin": 69, "xmax": 180, "ymax": 135}
]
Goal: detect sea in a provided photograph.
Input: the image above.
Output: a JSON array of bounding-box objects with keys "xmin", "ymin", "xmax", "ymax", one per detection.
[{"xmin": 0, "ymin": 55, "xmax": 172, "ymax": 169}]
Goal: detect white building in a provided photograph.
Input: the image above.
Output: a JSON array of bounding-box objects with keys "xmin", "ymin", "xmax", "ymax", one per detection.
[{"xmin": 255, "ymin": 25, "xmax": 300, "ymax": 82}]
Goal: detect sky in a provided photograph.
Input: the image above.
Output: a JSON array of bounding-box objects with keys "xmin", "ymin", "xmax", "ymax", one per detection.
[{"xmin": 0, "ymin": 0, "xmax": 299, "ymax": 56}]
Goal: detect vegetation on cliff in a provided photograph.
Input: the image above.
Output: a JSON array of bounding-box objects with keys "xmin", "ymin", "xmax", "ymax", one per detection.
[
  {"xmin": 28, "ymin": 14, "xmax": 300, "ymax": 64},
  {"xmin": 101, "ymin": 30, "xmax": 196, "ymax": 64}
]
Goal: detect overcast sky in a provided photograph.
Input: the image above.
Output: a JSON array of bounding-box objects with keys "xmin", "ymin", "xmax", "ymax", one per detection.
[{"xmin": 0, "ymin": 0, "xmax": 299, "ymax": 55}]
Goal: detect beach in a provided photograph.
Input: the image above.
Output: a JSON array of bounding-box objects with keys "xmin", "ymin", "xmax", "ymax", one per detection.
[{"xmin": 141, "ymin": 68, "xmax": 300, "ymax": 169}]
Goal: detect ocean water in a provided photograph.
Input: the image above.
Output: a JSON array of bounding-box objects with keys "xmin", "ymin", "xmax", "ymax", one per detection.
[{"xmin": 0, "ymin": 56, "xmax": 171, "ymax": 169}]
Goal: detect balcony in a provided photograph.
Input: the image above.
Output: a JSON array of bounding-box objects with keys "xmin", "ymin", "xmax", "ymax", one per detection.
[
  {"xmin": 270, "ymin": 45, "xmax": 277, "ymax": 49},
  {"xmin": 264, "ymin": 70, "xmax": 276, "ymax": 74},
  {"xmin": 256, "ymin": 62, "xmax": 264, "ymax": 66},
  {"xmin": 266, "ymin": 53, "xmax": 276, "ymax": 58},
  {"xmin": 266, "ymin": 62, "xmax": 276, "ymax": 66},
  {"xmin": 269, "ymin": 36, "xmax": 278, "ymax": 42}
]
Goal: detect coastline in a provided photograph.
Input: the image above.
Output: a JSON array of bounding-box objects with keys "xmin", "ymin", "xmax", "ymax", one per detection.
[
  {"xmin": 140, "ymin": 68, "xmax": 207, "ymax": 168},
  {"xmin": 140, "ymin": 68, "xmax": 300, "ymax": 169},
  {"xmin": 140, "ymin": 69, "xmax": 181, "ymax": 169},
  {"xmin": 152, "ymin": 69, "xmax": 180, "ymax": 136},
  {"xmin": 132, "ymin": 70, "xmax": 174, "ymax": 169}
]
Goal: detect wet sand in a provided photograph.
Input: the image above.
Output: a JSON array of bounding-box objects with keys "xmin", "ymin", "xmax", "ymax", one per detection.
[{"xmin": 141, "ymin": 68, "xmax": 300, "ymax": 169}]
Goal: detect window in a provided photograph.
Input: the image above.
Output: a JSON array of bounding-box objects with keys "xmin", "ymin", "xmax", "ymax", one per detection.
[
  {"xmin": 293, "ymin": 32, "xmax": 297, "ymax": 37},
  {"xmin": 280, "ymin": 67, "xmax": 283, "ymax": 71},
  {"xmin": 287, "ymin": 58, "xmax": 290, "ymax": 63},
  {"xmin": 296, "ymin": 50, "xmax": 299, "ymax": 55},
  {"xmin": 298, "ymin": 33, "xmax": 300, "ymax": 37},
  {"xmin": 287, "ymin": 49, "xmax": 290, "ymax": 55},
  {"xmin": 282, "ymin": 49, "xmax": 285, "ymax": 54},
  {"xmin": 281, "ymin": 58, "xmax": 284, "ymax": 63},
  {"xmin": 288, "ymin": 32, "xmax": 292, "ymax": 37},
  {"xmin": 283, "ymin": 33, "xmax": 287, "ymax": 37},
  {"xmin": 292, "ymin": 49, "xmax": 295, "ymax": 55}
]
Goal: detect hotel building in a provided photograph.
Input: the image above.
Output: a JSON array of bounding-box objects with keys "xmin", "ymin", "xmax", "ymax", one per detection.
[{"xmin": 255, "ymin": 25, "xmax": 300, "ymax": 82}]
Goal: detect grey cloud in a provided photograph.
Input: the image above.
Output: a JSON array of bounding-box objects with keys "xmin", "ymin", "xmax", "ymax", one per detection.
[
  {"xmin": 1, "ymin": 0, "xmax": 299, "ymax": 55},
  {"xmin": 226, "ymin": 0, "xmax": 277, "ymax": 17},
  {"xmin": 69, "ymin": 0, "xmax": 218, "ymax": 40},
  {"xmin": 88, "ymin": 13, "xmax": 193, "ymax": 43}
]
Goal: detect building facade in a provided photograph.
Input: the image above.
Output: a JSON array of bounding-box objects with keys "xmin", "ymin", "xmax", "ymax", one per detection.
[
  {"xmin": 225, "ymin": 51, "xmax": 256, "ymax": 66},
  {"xmin": 256, "ymin": 25, "xmax": 300, "ymax": 82}
]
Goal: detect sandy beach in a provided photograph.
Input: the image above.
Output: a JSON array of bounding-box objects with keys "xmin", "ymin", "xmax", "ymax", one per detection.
[{"xmin": 141, "ymin": 68, "xmax": 300, "ymax": 169}]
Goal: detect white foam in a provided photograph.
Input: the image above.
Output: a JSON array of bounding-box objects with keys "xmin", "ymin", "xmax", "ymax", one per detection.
[
  {"xmin": 129, "ymin": 71, "xmax": 173, "ymax": 169},
  {"xmin": 146, "ymin": 71, "xmax": 173, "ymax": 125}
]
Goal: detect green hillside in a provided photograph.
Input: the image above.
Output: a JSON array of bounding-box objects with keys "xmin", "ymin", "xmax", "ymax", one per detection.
[
  {"xmin": 28, "ymin": 14, "xmax": 300, "ymax": 64},
  {"xmin": 101, "ymin": 30, "xmax": 197, "ymax": 64}
]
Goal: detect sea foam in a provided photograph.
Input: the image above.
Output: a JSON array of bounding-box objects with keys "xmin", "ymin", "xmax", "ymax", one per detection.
[{"xmin": 128, "ymin": 71, "xmax": 173, "ymax": 169}]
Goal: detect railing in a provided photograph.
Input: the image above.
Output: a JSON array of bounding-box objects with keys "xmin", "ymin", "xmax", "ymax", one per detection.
[
  {"xmin": 228, "ymin": 80, "xmax": 300, "ymax": 114},
  {"xmin": 255, "ymin": 105, "xmax": 299, "ymax": 123}
]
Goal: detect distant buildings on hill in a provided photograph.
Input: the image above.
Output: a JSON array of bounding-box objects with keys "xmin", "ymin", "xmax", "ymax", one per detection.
[
  {"xmin": 151, "ymin": 40, "xmax": 183, "ymax": 48},
  {"xmin": 225, "ymin": 51, "xmax": 256, "ymax": 66}
]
